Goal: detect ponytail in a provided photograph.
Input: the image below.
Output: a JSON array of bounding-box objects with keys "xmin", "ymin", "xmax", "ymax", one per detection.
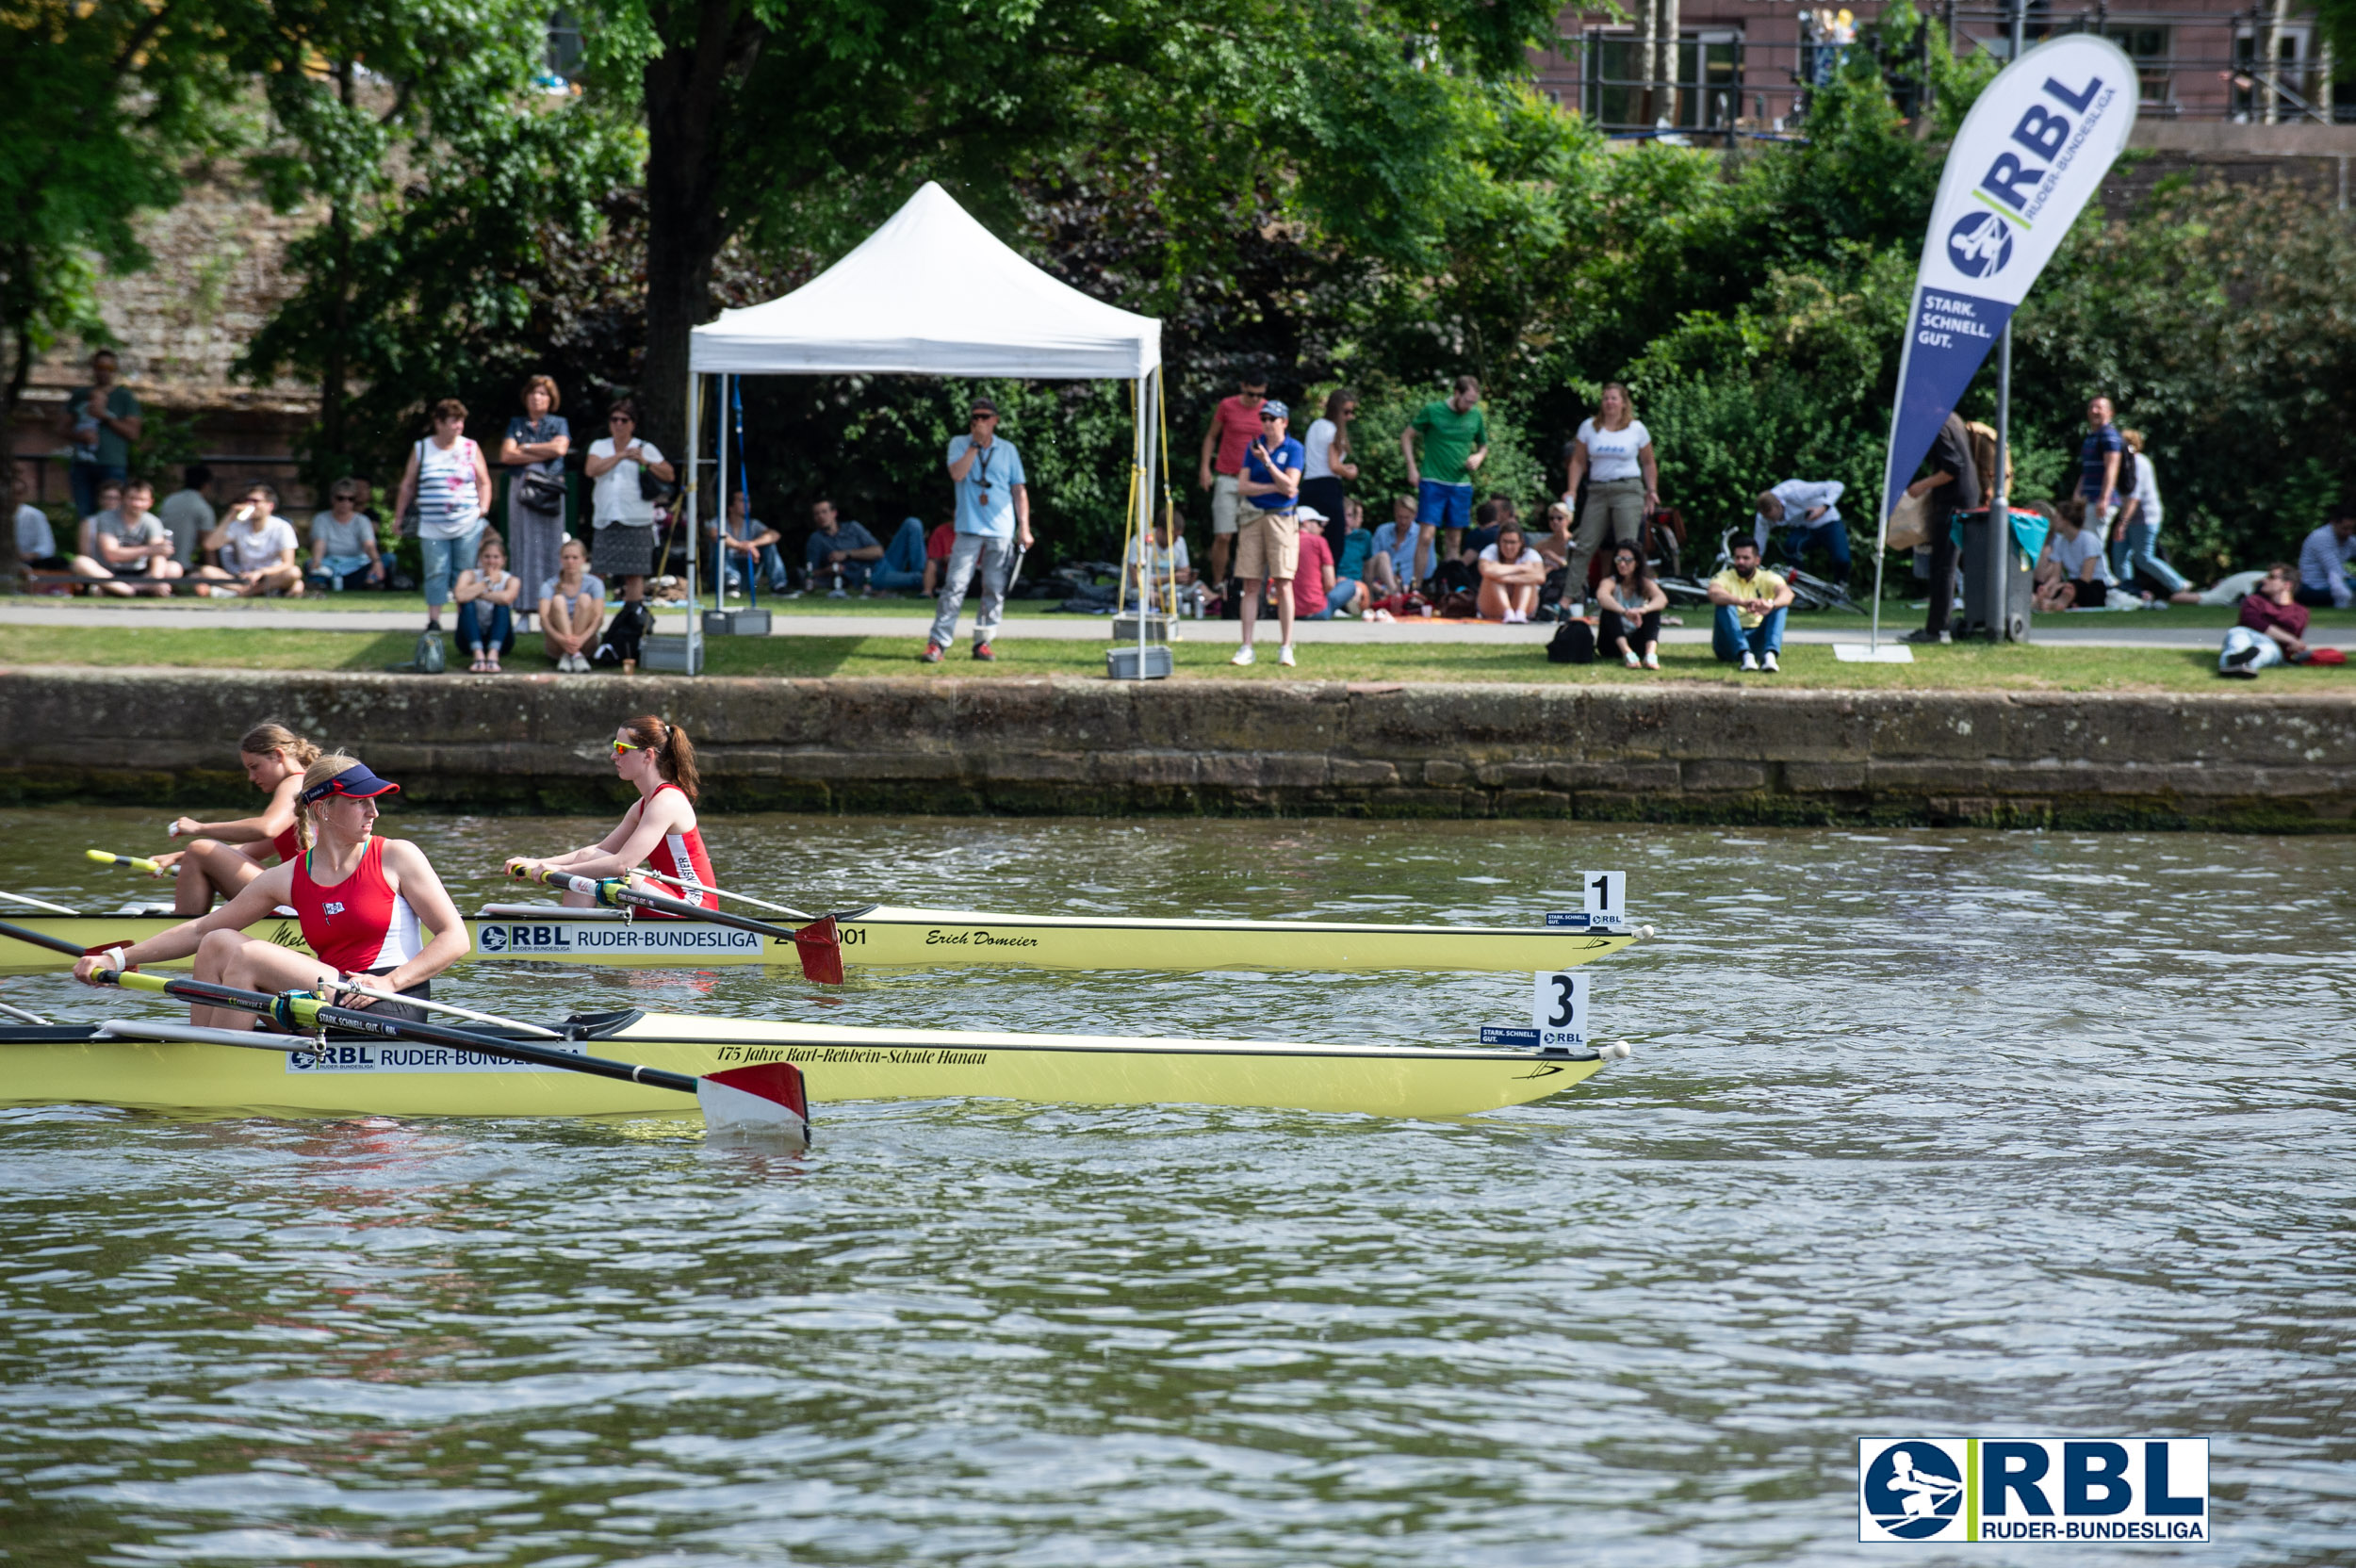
[
  {"xmin": 239, "ymin": 722, "xmax": 321, "ymax": 769},
  {"xmin": 294, "ymin": 753, "xmax": 363, "ymax": 855},
  {"xmin": 620, "ymin": 714, "xmax": 700, "ymax": 802}
]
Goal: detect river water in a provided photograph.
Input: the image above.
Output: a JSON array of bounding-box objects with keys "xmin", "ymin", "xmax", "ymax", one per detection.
[{"xmin": 1, "ymin": 808, "xmax": 2350, "ymax": 1566}]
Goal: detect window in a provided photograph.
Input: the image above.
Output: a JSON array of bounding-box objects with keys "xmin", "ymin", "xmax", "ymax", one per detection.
[
  {"xmin": 1580, "ymin": 30, "xmax": 1744, "ymax": 131},
  {"xmin": 2100, "ymin": 25, "xmax": 2172, "ymax": 110}
]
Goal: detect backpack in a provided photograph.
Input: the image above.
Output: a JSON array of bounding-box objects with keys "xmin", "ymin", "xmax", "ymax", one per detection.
[
  {"xmin": 1546, "ymin": 618, "xmax": 1595, "ymax": 664},
  {"xmin": 390, "ymin": 627, "xmax": 445, "ymax": 675},
  {"xmin": 593, "ymin": 600, "xmax": 654, "ymax": 667}
]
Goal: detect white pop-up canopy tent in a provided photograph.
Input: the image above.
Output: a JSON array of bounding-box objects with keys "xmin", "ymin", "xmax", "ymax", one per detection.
[{"xmin": 672, "ymin": 182, "xmax": 1170, "ymax": 673}]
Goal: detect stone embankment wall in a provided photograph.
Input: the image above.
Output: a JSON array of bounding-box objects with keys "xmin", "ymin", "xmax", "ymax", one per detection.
[{"xmin": 5, "ymin": 668, "xmax": 2355, "ymax": 829}]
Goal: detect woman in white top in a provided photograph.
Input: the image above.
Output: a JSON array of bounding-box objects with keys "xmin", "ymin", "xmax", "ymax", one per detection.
[
  {"xmin": 453, "ymin": 532, "xmax": 523, "ymax": 672},
  {"xmin": 1475, "ymin": 522, "xmax": 1547, "ymax": 624},
  {"xmin": 392, "ymin": 397, "xmax": 494, "ymax": 633},
  {"xmin": 583, "ymin": 399, "xmax": 675, "ymax": 610},
  {"xmin": 2033, "ymin": 500, "xmax": 2116, "ymax": 612},
  {"xmin": 1298, "ymin": 387, "xmax": 1359, "ymax": 536},
  {"xmin": 1561, "ymin": 382, "xmax": 1660, "ymax": 602},
  {"xmin": 539, "ymin": 535, "xmax": 605, "ymax": 672},
  {"xmin": 2116, "ymin": 430, "xmax": 2198, "ymax": 604}
]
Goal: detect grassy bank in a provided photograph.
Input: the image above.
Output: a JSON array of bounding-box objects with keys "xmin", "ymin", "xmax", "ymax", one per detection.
[{"xmin": 8, "ymin": 623, "xmax": 2356, "ymax": 693}]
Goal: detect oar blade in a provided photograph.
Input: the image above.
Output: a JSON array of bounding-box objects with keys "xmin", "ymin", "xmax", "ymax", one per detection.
[
  {"xmin": 793, "ymin": 916, "xmax": 844, "ymax": 986},
  {"xmin": 695, "ymin": 1062, "xmax": 812, "ymax": 1144}
]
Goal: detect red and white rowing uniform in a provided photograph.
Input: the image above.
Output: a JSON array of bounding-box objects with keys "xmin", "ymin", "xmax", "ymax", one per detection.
[
  {"xmin": 291, "ymin": 836, "xmax": 425, "ymax": 974},
  {"xmin": 639, "ymin": 782, "xmax": 717, "ymax": 914},
  {"xmin": 270, "ymin": 825, "xmax": 300, "ymax": 864}
]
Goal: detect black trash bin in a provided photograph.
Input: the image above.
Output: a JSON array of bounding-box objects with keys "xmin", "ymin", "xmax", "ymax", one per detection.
[{"xmin": 1960, "ymin": 507, "xmax": 2036, "ymax": 643}]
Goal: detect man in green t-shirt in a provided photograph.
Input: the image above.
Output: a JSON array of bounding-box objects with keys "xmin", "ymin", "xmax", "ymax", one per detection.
[
  {"xmin": 58, "ymin": 350, "xmax": 143, "ymax": 519},
  {"xmin": 1399, "ymin": 375, "xmax": 1488, "ymax": 583}
]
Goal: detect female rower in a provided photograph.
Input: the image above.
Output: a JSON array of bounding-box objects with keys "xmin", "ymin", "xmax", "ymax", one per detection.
[
  {"xmin": 74, "ymin": 756, "xmax": 470, "ymax": 1029},
  {"xmin": 505, "ymin": 715, "xmax": 715, "ymax": 911},
  {"xmin": 151, "ymin": 723, "xmax": 320, "ymax": 916}
]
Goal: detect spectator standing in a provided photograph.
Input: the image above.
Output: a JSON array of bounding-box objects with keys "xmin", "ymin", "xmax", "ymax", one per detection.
[
  {"xmin": 453, "ymin": 532, "xmax": 521, "ymax": 672},
  {"xmin": 1299, "ymin": 388, "xmax": 1359, "ymax": 537},
  {"xmin": 1232, "ymin": 399, "xmax": 1304, "ymax": 666},
  {"xmin": 709, "ymin": 491, "xmax": 788, "ymax": 594},
  {"xmin": 1904, "ymin": 410, "xmax": 1982, "ymax": 645},
  {"xmin": 12, "ymin": 464, "xmax": 65, "ymax": 570},
  {"xmin": 802, "ymin": 500, "xmax": 883, "ymax": 596},
  {"xmin": 1400, "ymin": 376, "xmax": 1489, "ymax": 575},
  {"xmin": 2033, "ymin": 500, "xmax": 2116, "ymax": 612},
  {"xmin": 1562, "ymin": 382, "xmax": 1658, "ymax": 597},
  {"xmin": 1475, "ymin": 521, "xmax": 1546, "ymax": 623},
  {"xmin": 539, "ymin": 537, "xmax": 605, "ymax": 672},
  {"xmin": 872, "ymin": 516, "xmax": 930, "ymax": 594},
  {"xmin": 925, "ymin": 398, "xmax": 1032, "ymax": 662},
  {"xmin": 1196, "ymin": 371, "xmax": 1269, "ymax": 592},
  {"xmin": 2078, "ymin": 395, "xmax": 2124, "ymax": 542},
  {"xmin": 2113, "ymin": 430, "xmax": 2198, "ymax": 604},
  {"xmin": 1708, "ymin": 536, "xmax": 1792, "ymax": 672},
  {"xmin": 1598, "ymin": 542, "xmax": 1668, "ymax": 669},
  {"xmin": 155, "ymin": 466, "xmax": 215, "ymax": 569},
  {"xmin": 581, "ymin": 400, "xmax": 672, "ymax": 613},
  {"xmin": 2219, "ymin": 564, "xmax": 2318, "ymax": 677},
  {"xmin": 499, "ymin": 376, "xmax": 572, "ymax": 605},
  {"xmin": 75, "ymin": 477, "xmax": 181, "ymax": 596},
  {"xmin": 306, "ymin": 479, "xmax": 385, "ymax": 592},
  {"xmin": 1754, "ymin": 478, "xmax": 1848, "ymax": 578},
  {"xmin": 58, "ymin": 350, "xmax": 142, "ymax": 518},
  {"xmin": 394, "ymin": 398, "xmax": 495, "ymax": 631},
  {"xmin": 196, "ymin": 485, "xmax": 303, "ymax": 596},
  {"xmin": 2297, "ymin": 509, "xmax": 2356, "ymax": 608}
]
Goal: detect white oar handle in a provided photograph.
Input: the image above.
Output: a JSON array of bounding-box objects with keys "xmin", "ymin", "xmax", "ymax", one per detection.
[{"xmin": 324, "ymin": 976, "xmax": 565, "ymax": 1039}]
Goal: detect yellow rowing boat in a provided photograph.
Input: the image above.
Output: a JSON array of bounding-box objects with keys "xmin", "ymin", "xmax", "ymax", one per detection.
[
  {"xmin": 0, "ymin": 1007, "xmax": 1621, "ymax": 1119},
  {"xmin": 0, "ymin": 904, "xmax": 1640, "ymax": 975}
]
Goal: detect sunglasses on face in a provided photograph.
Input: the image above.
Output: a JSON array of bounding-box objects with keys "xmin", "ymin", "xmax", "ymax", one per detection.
[{"xmin": 610, "ymin": 739, "xmax": 643, "ymax": 755}]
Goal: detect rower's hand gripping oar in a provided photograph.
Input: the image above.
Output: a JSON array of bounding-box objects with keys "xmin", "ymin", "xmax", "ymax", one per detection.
[
  {"xmin": 101, "ymin": 965, "xmax": 810, "ymax": 1143},
  {"xmin": 504, "ymin": 863, "xmax": 846, "ymax": 985}
]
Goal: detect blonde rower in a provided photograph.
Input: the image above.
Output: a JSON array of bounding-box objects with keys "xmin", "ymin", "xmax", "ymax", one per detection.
[
  {"xmin": 506, "ymin": 715, "xmax": 714, "ymax": 912},
  {"xmin": 151, "ymin": 724, "xmax": 319, "ymax": 917},
  {"xmin": 74, "ymin": 756, "xmax": 470, "ymax": 1028}
]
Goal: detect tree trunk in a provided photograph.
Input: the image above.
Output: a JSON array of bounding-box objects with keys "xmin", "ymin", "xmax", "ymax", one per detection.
[
  {"xmin": 317, "ymin": 60, "xmax": 356, "ymax": 485},
  {"xmin": 1658, "ymin": 0, "xmax": 1680, "ymax": 129},
  {"xmin": 1633, "ymin": 0, "xmax": 1657, "ymax": 127},
  {"xmin": 639, "ymin": 0, "xmax": 759, "ymax": 459}
]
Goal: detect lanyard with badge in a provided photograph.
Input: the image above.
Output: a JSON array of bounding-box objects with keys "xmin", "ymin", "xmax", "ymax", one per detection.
[{"xmin": 970, "ymin": 440, "xmax": 995, "ymax": 506}]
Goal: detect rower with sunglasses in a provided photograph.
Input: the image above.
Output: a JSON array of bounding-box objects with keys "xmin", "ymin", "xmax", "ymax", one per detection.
[
  {"xmin": 504, "ymin": 716, "xmax": 715, "ymax": 912},
  {"xmin": 72, "ymin": 756, "xmax": 470, "ymax": 1029}
]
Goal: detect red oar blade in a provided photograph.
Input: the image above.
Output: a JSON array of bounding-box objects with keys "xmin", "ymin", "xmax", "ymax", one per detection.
[
  {"xmin": 794, "ymin": 916, "xmax": 844, "ymax": 986},
  {"xmin": 695, "ymin": 1062, "xmax": 811, "ymax": 1144}
]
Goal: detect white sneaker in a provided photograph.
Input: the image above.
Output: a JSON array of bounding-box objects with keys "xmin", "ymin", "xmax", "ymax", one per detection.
[
  {"xmin": 1740, "ymin": 652, "xmax": 1759, "ymax": 672},
  {"xmin": 1761, "ymin": 651, "xmax": 1780, "ymax": 673},
  {"xmin": 826, "ymin": 587, "xmax": 848, "ymax": 599},
  {"xmin": 1230, "ymin": 645, "xmax": 1256, "ymax": 666},
  {"xmin": 1278, "ymin": 644, "xmax": 1296, "ymax": 667}
]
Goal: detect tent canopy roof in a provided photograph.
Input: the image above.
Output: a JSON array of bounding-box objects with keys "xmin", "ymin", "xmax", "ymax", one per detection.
[{"xmin": 689, "ymin": 182, "xmax": 1160, "ymax": 381}]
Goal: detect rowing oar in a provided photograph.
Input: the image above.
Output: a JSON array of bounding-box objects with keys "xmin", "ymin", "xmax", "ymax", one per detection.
[
  {"xmin": 0, "ymin": 890, "xmax": 79, "ymax": 915},
  {"xmin": 504, "ymin": 864, "xmax": 846, "ymax": 985},
  {"xmin": 0, "ymin": 919, "xmax": 808, "ymax": 1140},
  {"xmin": 638, "ymin": 870, "xmax": 815, "ymax": 923},
  {"xmin": 88, "ymin": 850, "xmax": 165, "ymax": 874}
]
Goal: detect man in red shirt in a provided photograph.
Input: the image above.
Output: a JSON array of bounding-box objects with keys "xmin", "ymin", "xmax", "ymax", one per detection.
[
  {"xmin": 922, "ymin": 514, "xmax": 958, "ymax": 596},
  {"xmin": 1290, "ymin": 506, "xmax": 1338, "ymax": 629},
  {"xmin": 1195, "ymin": 371, "xmax": 1268, "ymax": 592},
  {"xmin": 2219, "ymin": 564, "xmax": 2320, "ymax": 677}
]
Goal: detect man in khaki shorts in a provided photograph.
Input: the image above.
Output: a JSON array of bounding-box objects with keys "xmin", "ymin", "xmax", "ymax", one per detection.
[
  {"xmin": 1232, "ymin": 398, "xmax": 1304, "ymax": 668},
  {"xmin": 1196, "ymin": 372, "xmax": 1268, "ymax": 592}
]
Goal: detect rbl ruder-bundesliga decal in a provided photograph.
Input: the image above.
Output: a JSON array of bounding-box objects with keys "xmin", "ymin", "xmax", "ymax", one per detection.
[{"xmin": 1857, "ymin": 1438, "xmax": 2209, "ymax": 1544}]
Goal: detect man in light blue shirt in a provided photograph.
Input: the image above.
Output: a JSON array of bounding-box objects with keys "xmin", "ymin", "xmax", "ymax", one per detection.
[
  {"xmin": 1368, "ymin": 493, "xmax": 1433, "ymax": 590},
  {"xmin": 925, "ymin": 398, "xmax": 1032, "ymax": 662},
  {"xmin": 2295, "ymin": 512, "xmax": 2356, "ymax": 609},
  {"xmin": 1754, "ymin": 478, "xmax": 1848, "ymax": 577}
]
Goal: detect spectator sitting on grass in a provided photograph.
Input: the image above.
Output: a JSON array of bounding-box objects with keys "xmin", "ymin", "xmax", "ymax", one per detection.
[
  {"xmin": 1464, "ymin": 497, "xmax": 1507, "ymax": 561},
  {"xmin": 74, "ymin": 477, "xmax": 122, "ymax": 564},
  {"xmin": 1122, "ymin": 512, "xmax": 1193, "ymax": 611},
  {"xmin": 1598, "ymin": 542, "xmax": 1667, "ymax": 669},
  {"xmin": 802, "ymin": 499, "xmax": 881, "ymax": 596},
  {"xmin": 2033, "ymin": 499, "xmax": 2115, "ymax": 612},
  {"xmin": 1367, "ymin": 493, "xmax": 1426, "ymax": 593},
  {"xmin": 195, "ymin": 485, "xmax": 303, "ymax": 597},
  {"xmin": 872, "ymin": 515, "xmax": 930, "ymax": 594},
  {"xmin": 1533, "ymin": 501, "xmax": 1575, "ymax": 570},
  {"xmin": 539, "ymin": 536, "xmax": 604, "ymax": 673},
  {"xmin": 74, "ymin": 478, "xmax": 182, "ymax": 597},
  {"xmin": 454, "ymin": 532, "xmax": 521, "ymax": 673},
  {"xmin": 12, "ymin": 464, "xmax": 66, "ymax": 571},
  {"xmin": 709, "ymin": 490, "xmax": 787, "ymax": 594},
  {"xmin": 306, "ymin": 479, "xmax": 384, "ymax": 592},
  {"xmin": 2219, "ymin": 564, "xmax": 2324, "ymax": 678},
  {"xmin": 922, "ymin": 511, "xmax": 958, "ymax": 597},
  {"xmin": 1333, "ymin": 498, "xmax": 1374, "ymax": 588},
  {"xmin": 2294, "ymin": 507, "xmax": 2356, "ymax": 609},
  {"xmin": 1294, "ymin": 507, "xmax": 1364, "ymax": 621},
  {"xmin": 1476, "ymin": 520, "xmax": 1546, "ymax": 624},
  {"xmin": 1708, "ymin": 536, "xmax": 1792, "ymax": 673}
]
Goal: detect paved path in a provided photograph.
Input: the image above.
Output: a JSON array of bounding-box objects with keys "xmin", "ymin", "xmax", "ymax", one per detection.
[{"xmin": 0, "ymin": 601, "xmax": 2314, "ymax": 651}]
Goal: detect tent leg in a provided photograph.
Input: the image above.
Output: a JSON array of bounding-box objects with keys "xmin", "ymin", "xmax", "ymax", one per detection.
[{"xmin": 717, "ymin": 373, "xmax": 729, "ymax": 612}]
